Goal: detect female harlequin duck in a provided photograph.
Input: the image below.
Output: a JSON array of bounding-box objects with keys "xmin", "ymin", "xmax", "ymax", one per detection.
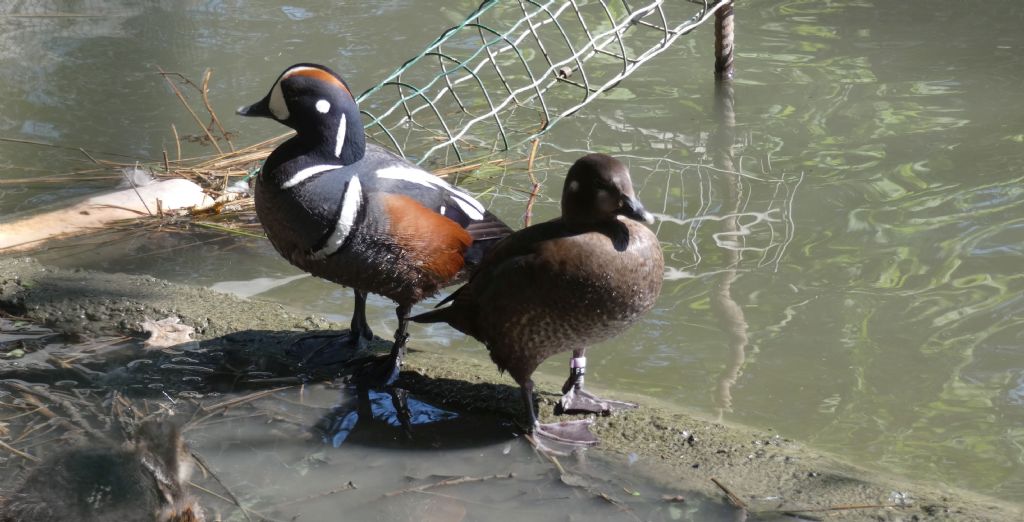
[
  {"xmin": 413, "ymin": 153, "xmax": 664, "ymax": 449},
  {"xmin": 237, "ymin": 63, "xmax": 511, "ymax": 384}
]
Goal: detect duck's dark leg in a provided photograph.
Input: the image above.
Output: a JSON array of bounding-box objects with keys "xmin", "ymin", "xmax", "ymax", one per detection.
[
  {"xmin": 522, "ymin": 379, "xmax": 598, "ymax": 453},
  {"xmin": 345, "ymin": 301, "xmax": 411, "ymax": 387},
  {"xmin": 556, "ymin": 348, "xmax": 637, "ymax": 415},
  {"xmin": 387, "ymin": 302, "xmax": 412, "ymax": 382},
  {"xmin": 348, "ymin": 289, "xmax": 375, "ymax": 350}
]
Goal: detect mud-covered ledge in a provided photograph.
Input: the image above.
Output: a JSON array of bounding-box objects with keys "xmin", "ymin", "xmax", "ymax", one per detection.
[{"xmin": 0, "ymin": 256, "xmax": 1019, "ymax": 521}]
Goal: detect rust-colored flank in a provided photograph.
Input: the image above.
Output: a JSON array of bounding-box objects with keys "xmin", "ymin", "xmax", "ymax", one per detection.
[{"xmin": 383, "ymin": 194, "xmax": 472, "ymax": 281}]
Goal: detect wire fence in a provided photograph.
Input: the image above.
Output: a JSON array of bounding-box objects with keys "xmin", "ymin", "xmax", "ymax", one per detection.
[{"xmin": 356, "ymin": 0, "xmax": 731, "ymax": 166}]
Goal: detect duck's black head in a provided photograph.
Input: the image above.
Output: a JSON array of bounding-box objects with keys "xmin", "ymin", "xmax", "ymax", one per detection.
[
  {"xmin": 561, "ymin": 153, "xmax": 654, "ymax": 226},
  {"xmin": 237, "ymin": 63, "xmax": 365, "ymax": 164}
]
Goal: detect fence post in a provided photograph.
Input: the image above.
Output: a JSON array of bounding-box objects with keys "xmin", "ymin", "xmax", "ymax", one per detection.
[{"xmin": 715, "ymin": 0, "xmax": 735, "ymax": 81}]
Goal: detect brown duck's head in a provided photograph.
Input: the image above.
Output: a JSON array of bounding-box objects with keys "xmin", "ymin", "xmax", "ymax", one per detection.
[{"xmin": 561, "ymin": 153, "xmax": 654, "ymax": 226}]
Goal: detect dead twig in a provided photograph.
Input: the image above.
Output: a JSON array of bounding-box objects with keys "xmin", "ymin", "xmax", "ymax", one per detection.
[
  {"xmin": 523, "ymin": 138, "xmax": 542, "ymax": 227},
  {"xmin": 272, "ymin": 481, "xmax": 357, "ymax": 509},
  {"xmin": 710, "ymin": 477, "xmax": 748, "ymax": 510},
  {"xmin": 190, "ymin": 451, "xmax": 255, "ymax": 522},
  {"xmin": 171, "ymin": 123, "xmax": 182, "ymax": 161},
  {"xmin": 198, "ymin": 386, "xmax": 293, "ymax": 413},
  {"xmin": 157, "ymin": 66, "xmax": 223, "ymax": 154},
  {"xmin": 384, "ymin": 472, "xmax": 515, "ymax": 497},
  {"xmin": 201, "ymin": 68, "xmax": 235, "ymax": 152},
  {"xmin": 0, "ymin": 438, "xmax": 40, "ymax": 462},
  {"xmin": 5, "ymin": 381, "xmax": 106, "ymax": 442}
]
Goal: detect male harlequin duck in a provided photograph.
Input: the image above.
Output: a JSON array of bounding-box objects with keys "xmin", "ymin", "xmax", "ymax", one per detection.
[
  {"xmin": 237, "ymin": 63, "xmax": 511, "ymax": 384},
  {"xmin": 412, "ymin": 153, "xmax": 664, "ymax": 448},
  {"xmin": 0, "ymin": 420, "xmax": 203, "ymax": 522}
]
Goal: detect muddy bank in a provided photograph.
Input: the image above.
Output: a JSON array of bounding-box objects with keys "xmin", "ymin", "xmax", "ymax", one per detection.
[{"xmin": 1, "ymin": 257, "xmax": 1020, "ymax": 521}]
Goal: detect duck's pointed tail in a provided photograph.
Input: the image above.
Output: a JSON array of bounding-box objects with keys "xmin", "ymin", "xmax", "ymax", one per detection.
[{"xmin": 409, "ymin": 306, "xmax": 453, "ymax": 324}]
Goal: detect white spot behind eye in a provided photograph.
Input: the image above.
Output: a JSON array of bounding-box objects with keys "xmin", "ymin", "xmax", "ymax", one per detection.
[
  {"xmin": 568, "ymin": 180, "xmax": 580, "ymax": 192},
  {"xmin": 315, "ymin": 99, "xmax": 331, "ymax": 113}
]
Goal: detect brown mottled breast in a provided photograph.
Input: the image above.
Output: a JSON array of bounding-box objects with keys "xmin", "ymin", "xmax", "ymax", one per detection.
[{"xmin": 454, "ymin": 217, "xmax": 664, "ymax": 383}]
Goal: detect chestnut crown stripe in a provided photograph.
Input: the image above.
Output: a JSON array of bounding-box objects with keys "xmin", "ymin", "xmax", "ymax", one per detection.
[{"xmin": 282, "ymin": 66, "xmax": 352, "ymax": 98}]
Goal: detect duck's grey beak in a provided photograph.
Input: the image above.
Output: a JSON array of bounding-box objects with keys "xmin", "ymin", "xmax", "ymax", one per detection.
[
  {"xmin": 620, "ymin": 195, "xmax": 655, "ymax": 225},
  {"xmin": 236, "ymin": 96, "xmax": 272, "ymax": 118}
]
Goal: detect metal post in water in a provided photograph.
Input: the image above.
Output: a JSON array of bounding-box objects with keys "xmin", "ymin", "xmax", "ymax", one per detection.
[{"xmin": 714, "ymin": 0, "xmax": 735, "ymax": 81}]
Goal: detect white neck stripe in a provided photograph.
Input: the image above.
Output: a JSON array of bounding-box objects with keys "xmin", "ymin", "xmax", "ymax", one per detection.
[
  {"xmin": 334, "ymin": 113, "xmax": 347, "ymax": 158},
  {"xmin": 282, "ymin": 164, "xmax": 341, "ymax": 189},
  {"xmin": 310, "ymin": 176, "xmax": 362, "ymax": 260}
]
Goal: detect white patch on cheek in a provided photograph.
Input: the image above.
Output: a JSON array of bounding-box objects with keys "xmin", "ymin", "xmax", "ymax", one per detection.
[
  {"xmin": 596, "ymin": 188, "xmax": 614, "ymax": 209},
  {"xmin": 315, "ymin": 99, "xmax": 331, "ymax": 113},
  {"xmin": 268, "ymin": 81, "xmax": 289, "ymax": 120},
  {"xmin": 568, "ymin": 180, "xmax": 580, "ymax": 192}
]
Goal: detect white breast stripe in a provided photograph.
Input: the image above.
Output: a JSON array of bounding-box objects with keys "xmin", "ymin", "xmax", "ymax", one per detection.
[
  {"xmin": 375, "ymin": 165, "xmax": 485, "ymax": 220},
  {"xmin": 310, "ymin": 176, "xmax": 362, "ymax": 260},
  {"xmin": 282, "ymin": 164, "xmax": 342, "ymax": 189},
  {"xmin": 334, "ymin": 113, "xmax": 347, "ymax": 158}
]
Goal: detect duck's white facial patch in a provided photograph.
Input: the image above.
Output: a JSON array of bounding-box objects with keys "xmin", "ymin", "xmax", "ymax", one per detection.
[
  {"xmin": 268, "ymin": 81, "xmax": 289, "ymax": 120},
  {"xmin": 334, "ymin": 113, "xmax": 347, "ymax": 158},
  {"xmin": 310, "ymin": 176, "xmax": 362, "ymax": 260},
  {"xmin": 282, "ymin": 164, "xmax": 341, "ymax": 189},
  {"xmin": 375, "ymin": 165, "xmax": 485, "ymax": 220},
  {"xmin": 315, "ymin": 99, "xmax": 331, "ymax": 113},
  {"xmin": 568, "ymin": 180, "xmax": 580, "ymax": 192}
]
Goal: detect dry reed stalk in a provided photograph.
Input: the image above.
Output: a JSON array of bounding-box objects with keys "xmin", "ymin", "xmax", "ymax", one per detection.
[
  {"xmin": 201, "ymin": 68, "xmax": 235, "ymax": 152},
  {"xmin": 0, "ymin": 438, "xmax": 39, "ymax": 462},
  {"xmin": 523, "ymin": 138, "xmax": 542, "ymax": 227},
  {"xmin": 157, "ymin": 67, "xmax": 223, "ymax": 154}
]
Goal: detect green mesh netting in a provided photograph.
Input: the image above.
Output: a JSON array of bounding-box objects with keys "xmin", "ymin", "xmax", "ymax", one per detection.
[{"xmin": 356, "ymin": 0, "xmax": 730, "ymax": 166}]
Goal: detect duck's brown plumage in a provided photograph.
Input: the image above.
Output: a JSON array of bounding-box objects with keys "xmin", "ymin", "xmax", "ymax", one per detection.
[{"xmin": 413, "ymin": 153, "xmax": 663, "ymax": 447}]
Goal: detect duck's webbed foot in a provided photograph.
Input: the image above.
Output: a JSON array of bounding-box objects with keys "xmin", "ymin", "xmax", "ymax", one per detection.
[
  {"xmin": 521, "ymin": 379, "xmax": 600, "ymax": 455},
  {"xmin": 556, "ymin": 386, "xmax": 637, "ymax": 416},
  {"xmin": 554, "ymin": 356, "xmax": 637, "ymax": 415}
]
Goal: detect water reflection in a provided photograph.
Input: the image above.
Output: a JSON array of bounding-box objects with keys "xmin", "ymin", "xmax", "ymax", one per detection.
[{"xmin": 321, "ymin": 386, "xmax": 462, "ymax": 447}]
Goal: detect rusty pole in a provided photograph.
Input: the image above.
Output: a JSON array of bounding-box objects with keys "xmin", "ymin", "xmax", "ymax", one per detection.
[{"xmin": 714, "ymin": 0, "xmax": 735, "ymax": 81}]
